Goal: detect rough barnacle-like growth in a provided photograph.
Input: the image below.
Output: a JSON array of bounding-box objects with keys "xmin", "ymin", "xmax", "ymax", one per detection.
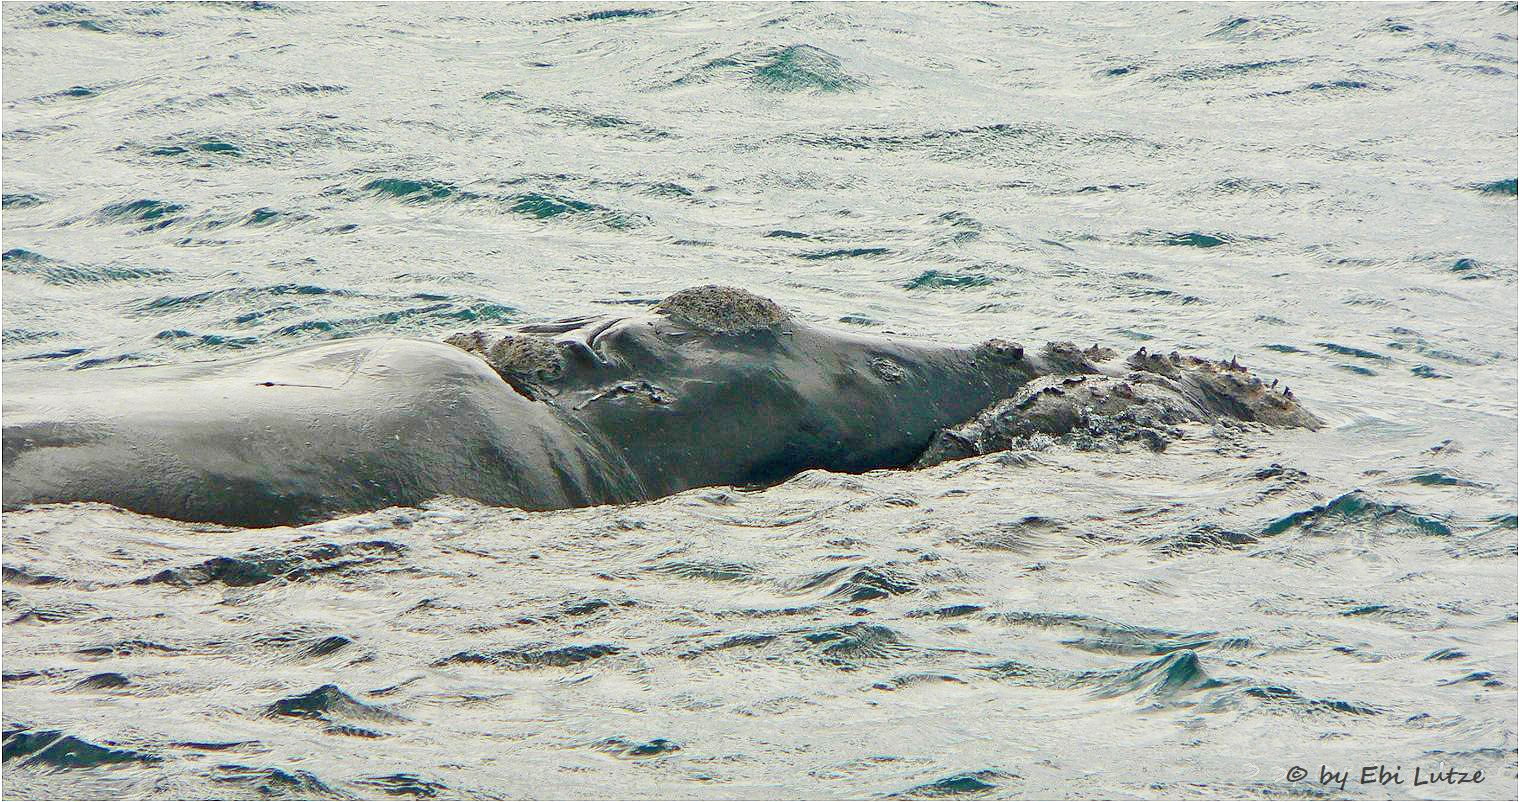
[
  {"xmin": 445, "ymin": 330, "xmax": 565, "ymax": 394},
  {"xmin": 913, "ymin": 342, "xmax": 1321, "ymax": 467},
  {"xmin": 973, "ymin": 338, "xmax": 1025, "ymax": 364},
  {"xmin": 1126, "ymin": 347, "xmax": 1320, "ymax": 429},
  {"xmin": 1040, "ymin": 340, "xmax": 1118, "ymax": 374},
  {"xmin": 653, "ymin": 285, "xmax": 789, "ymax": 335}
]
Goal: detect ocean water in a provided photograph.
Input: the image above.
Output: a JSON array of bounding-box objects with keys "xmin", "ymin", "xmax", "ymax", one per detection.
[{"xmin": 2, "ymin": 2, "xmax": 1517, "ymax": 799}]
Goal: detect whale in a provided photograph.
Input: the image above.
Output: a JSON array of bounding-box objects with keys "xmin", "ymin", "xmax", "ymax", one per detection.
[{"xmin": 1, "ymin": 286, "xmax": 1318, "ymax": 527}]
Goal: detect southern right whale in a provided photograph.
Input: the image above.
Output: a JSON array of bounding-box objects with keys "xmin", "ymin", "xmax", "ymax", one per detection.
[{"xmin": 1, "ymin": 286, "xmax": 1319, "ymax": 526}]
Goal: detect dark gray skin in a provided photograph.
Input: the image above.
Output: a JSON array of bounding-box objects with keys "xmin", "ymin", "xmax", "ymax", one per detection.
[
  {"xmin": 2, "ymin": 287, "xmax": 1044, "ymax": 526},
  {"xmin": 2, "ymin": 286, "xmax": 1319, "ymax": 527}
]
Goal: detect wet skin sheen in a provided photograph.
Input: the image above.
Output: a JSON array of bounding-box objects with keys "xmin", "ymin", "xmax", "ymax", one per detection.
[{"xmin": 1, "ymin": 304, "xmax": 1044, "ymax": 526}]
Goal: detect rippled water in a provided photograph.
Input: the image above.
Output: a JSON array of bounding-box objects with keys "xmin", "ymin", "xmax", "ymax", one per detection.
[{"xmin": 3, "ymin": 2, "xmax": 1517, "ymax": 799}]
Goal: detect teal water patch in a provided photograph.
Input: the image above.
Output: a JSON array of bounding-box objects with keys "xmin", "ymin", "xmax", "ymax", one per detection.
[
  {"xmin": 1060, "ymin": 627, "xmax": 1241, "ymax": 656},
  {"xmin": 436, "ymin": 642, "xmax": 623, "ymax": 670},
  {"xmin": 677, "ymin": 622, "xmax": 916, "ymax": 670},
  {"xmin": 1470, "ymin": 178, "xmax": 1517, "ymax": 196},
  {"xmin": 900, "ymin": 270, "xmax": 995, "ymax": 289},
  {"xmin": 641, "ymin": 182, "xmax": 693, "ymax": 197},
  {"xmin": 209, "ymin": 765, "xmax": 339, "ymax": 798},
  {"xmin": 480, "ymin": 87, "xmax": 522, "ymax": 102},
  {"xmin": 1236, "ymin": 685, "xmax": 1382, "ymax": 716},
  {"xmin": 592, "ymin": 737, "xmax": 682, "ymax": 759},
  {"xmin": 28, "ymin": 3, "xmax": 94, "ymax": 16},
  {"xmin": 266, "ymin": 684, "xmax": 402, "ymax": 724},
  {"xmin": 267, "ymin": 302, "xmax": 517, "ymax": 338},
  {"xmin": 1205, "ymin": 15, "xmax": 1309, "ymax": 41},
  {"xmin": 1304, "ymin": 79, "xmax": 1384, "ymax": 92},
  {"xmin": 1080, "ymin": 650, "xmax": 1223, "ymax": 701},
  {"xmin": 556, "ymin": 8, "xmax": 664, "ymax": 23},
  {"xmin": 137, "ymin": 283, "xmax": 348, "ymax": 313},
  {"xmin": 1, "ymin": 192, "xmax": 45, "ymax": 209},
  {"xmin": 1316, "ymin": 341, "xmax": 1390, "ymax": 362},
  {"xmin": 1163, "ymin": 59, "xmax": 1304, "ymax": 81},
  {"xmin": 891, "ymin": 770, "xmax": 1013, "ymax": 799},
  {"xmin": 362, "ymin": 178, "xmax": 465, "ymax": 204},
  {"xmin": 40, "ymin": 17, "xmax": 118, "ymax": 33},
  {"xmin": 801, "ymin": 246, "xmax": 890, "ymax": 260},
  {"xmin": 1123, "ymin": 286, "xmax": 1208, "ymax": 304},
  {"xmin": 1384, "ymin": 328, "xmax": 1492, "ymax": 366},
  {"xmin": 96, "ymin": 198, "xmax": 187, "ymax": 229},
  {"xmin": 243, "ymin": 207, "xmax": 291, "ymax": 226},
  {"xmin": 1, "ymin": 248, "xmax": 50, "ymax": 265},
  {"xmin": 2, "ymin": 729, "xmax": 159, "ymax": 769},
  {"xmin": 795, "ymin": 122, "xmax": 1154, "ymax": 161},
  {"xmin": 532, "ymin": 106, "xmax": 672, "ymax": 139},
  {"xmin": 15, "ymin": 347, "xmax": 88, "ymax": 361},
  {"xmin": 932, "ymin": 210, "xmax": 983, "ymax": 243},
  {"xmin": 149, "ymin": 139, "xmax": 242, "ymax": 158},
  {"xmin": 796, "ymin": 563, "xmax": 919, "ymax": 602},
  {"xmin": 154, "ymin": 329, "xmax": 260, "ymax": 349},
  {"xmin": 3, "ymin": 248, "xmax": 172, "ymax": 286},
  {"xmin": 798, "ymin": 623, "xmax": 915, "ymax": 669},
  {"xmin": 506, "ymin": 192, "xmax": 601, "ymax": 218},
  {"xmin": 1156, "ymin": 231, "xmax": 1232, "ymax": 248},
  {"xmin": 362, "ymin": 179, "xmax": 643, "ymax": 226},
  {"xmin": 751, "ymin": 45, "xmax": 864, "ymax": 92},
  {"xmin": 277, "ymin": 82, "xmax": 347, "ymax": 95},
  {"xmin": 1407, "ymin": 471, "xmax": 1483, "ymax": 488},
  {"xmin": 1427, "ymin": 648, "xmax": 1468, "ymax": 661},
  {"xmin": 1214, "ymin": 177, "xmax": 1319, "ymax": 194},
  {"xmin": 137, "ymin": 540, "xmax": 404, "ymax": 587},
  {"xmin": 645, "ymin": 560, "xmax": 760, "ymax": 583},
  {"xmin": 437, "ymin": 302, "xmax": 517, "ymax": 324},
  {"xmin": 1376, "ymin": 18, "xmax": 1415, "ymax": 34},
  {"xmin": 357, "ymin": 774, "xmax": 449, "ymax": 798},
  {"xmin": 1411, "ymin": 364, "xmax": 1451, "ymax": 379},
  {"xmin": 1262, "ymin": 491, "xmax": 1453, "ymax": 537},
  {"xmin": 1147, "ymin": 524, "xmax": 1260, "ymax": 555},
  {"xmin": 1438, "ymin": 256, "xmax": 1514, "ymax": 281},
  {"xmin": 1, "ymin": 328, "xmax": 63, "ymax": 345},
  {"xmin": 48, "ymin": 84, "xmax": 100, "ymax": 99}
]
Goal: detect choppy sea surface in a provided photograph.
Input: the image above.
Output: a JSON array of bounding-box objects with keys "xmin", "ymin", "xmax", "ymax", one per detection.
[{"xmin": 2, "ymin": 2, "xmax": 1517, "ymax": 799}]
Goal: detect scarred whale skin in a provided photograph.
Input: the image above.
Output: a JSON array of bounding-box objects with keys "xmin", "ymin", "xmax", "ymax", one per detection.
[
  {"xmin": 1, "ymin": 288, "xmax": 1040, "ymax": 526},
  {"xmin": 1, "ymin": 286, "xmax": 1318, "ymax": 527}
]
